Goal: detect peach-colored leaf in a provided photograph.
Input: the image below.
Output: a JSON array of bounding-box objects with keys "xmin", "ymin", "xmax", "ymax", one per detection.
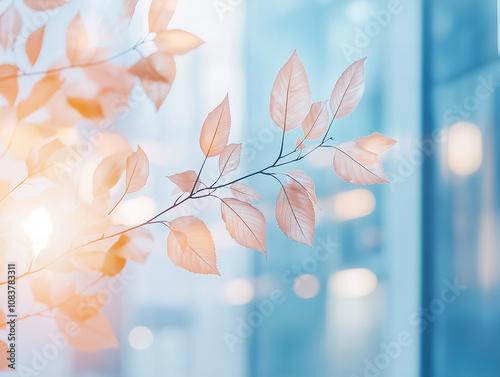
[
  {"xmin": 330, "ymin": 58, "xmax": 366, "ymax": 120},
  {"xmin": 286, "ymin": 170, "xmax": 319, "ymax": 206},
  {"xmin": 0, "ymin": 341, "xmax": 11, "ymax": 371},
  {"xmin": 0, "ymin": 64, "xmax": 18, "ymax": 105},
  {"xmin": 18, "ymin": 74, "xmax": 63, "ymax": 119},
  {"xmin": 129, "ymin": 52, "xmax": 176, "ymax": 111},
  {"xmin": 167, "ymin": 170, "xmax": 201, "ymax": 193},
  {"xmin": 302, "ymin": 100, "xmax": 329, "ymax": 140},
  {"xmin": 66, "ymin": 14, "xmax": 89, "ymax": 65},
  {"xmin": 101, "ymin": 239, "xmax": 127, "ymax": 277},
  {"xmin": 125, "ymin": 145, "xmax": 149, "ymax": 194},
  {"xmin": 276, "ymin": 183, "xmax": 315, "ymax": 246},
  {"xmin": 230, "ymin": 182, "xmax": 261, "ymax": 202},
  {"xmin": 154, "ymin": 29, "xmax": 204, "ymax": 55},
  {"xmin": 25, "ymin": 25, "xmax": 45, "ymax": 66},
  {"xmin": 0, "ymin": 6, "xmax": 21, "ymax": 50},
  {"xmin": 121, "ymin": 0, "xmax": 139, "ymax": 23},
  {"xmin": 270, "ymin": 50, "xmax": 311, "ymax": 132},
  {"xmin": 333, "ymin": 132, "xmax": 397, "ymax": 185},
  {"xmin": 67, "ymin": 97, "xmax": 104, "ymax": 119},
  {"xmin": 93, "ymin": 152, "xmax": 127, "ymax": 198},
  {"xmin": 221, "ymin": 198, "xmax": 266, "ymax": 255},
  {"xmin": 295, "ymin": 136, "xmax": 305, "ymax": 150},
  {"xmin": 219, "ymin": 143, "xmax": 241, "ymax": 176},
  {"xmin": 200, "ymin": 95, "xmax": 231, "ymax": 157},
  {"xmin": 167, "ymin": 216, "xmax": 219, "ymax": 275},
  {"xmin": 56, "ymin": 312, "xmax": 119, "ymax": 352},
  {"xmin": 113, "ymin": 234, "xmax": 151, "ymax": 263},
  {"xmin": 59, "ymin": 293, "xmax": 106, "ymax": 322},
  {"xmin": 149, "ymin": 0, "xmax": 177, "ymax": 33},
  {"xmin": 24, "ymin": 0, "xmax": 66, "ymax": 11}
]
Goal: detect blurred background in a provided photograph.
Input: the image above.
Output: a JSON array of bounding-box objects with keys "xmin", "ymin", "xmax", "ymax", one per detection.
[{"xmin": 11, "ymin": 0, "xmax": 500, "ymax": 376}]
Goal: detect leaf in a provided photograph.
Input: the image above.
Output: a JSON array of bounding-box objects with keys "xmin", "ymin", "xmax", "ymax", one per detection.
[
  {"xmin": 154, "ymin": 29, "xmax": 204, "ymax": 55},
  {"xmin": 230, "ymin": 182, "xmax": 261, "ymax": 202},
  {"xmin": 56, "ymin": 312, "xmax": 119, "ymax": 352},
  {"xmin": 295, "ymin": 136, "xmax": 305, "ymax": 150},
  {"xmin": 0, "ymin": 64, "xmax": 18, "ymax": 105},
  {"xmin": 270, "ymin": 50, "xmax": 311, "ymax": 132},
  {"xmin": 101, "ymin": 239, "xmax": 127, "ymax": 277},
  {"xmin": 199, "ymin": 95, "xmax": 231, "ymax": 157},
  {"xmin": 18, "ymin": 74, "xmax": 64, "ymax": 120},
  {"xmin": 0, "ymin": 5, "xmax": 21, "ymax": 50},
  {"xmin": 219, "ymin": 143, "xmax": 241, "ymax": 176},
  {"xmin": 330, "ymin": 58, "xmax": 366, "ymax": 120},
  {"xmin": 149, "ymin": 0, "xmax": 177, "ymax": 33},
  {"xmin": 302, "ymin": 100, "xmax": 329, "ymax": 140},
  {"xmin": 167, "ymin": 216, "xmax": 219, "ymax": 275},
  {"xmin": 66, "ymin": 14, "xmax": 89, "ymax": 65},
  {"xmin": 59, "ymin": 292, "xmax": 106, "ymax": 322},
  {"xmin": 24, "ymin": 0, "xmax": 67, "ymax": 11},
  {"xmin": 221, "ymin": 198, "xmax": 266, "ymax": 255},
  {"xmin": 67, "ymin": 97, "xmax": 104, "ymax": 119},
  {"xmin": 276, "ymin": 183, "xmax": 315, "ymax": 246},
  {"xmin": 121, "ymin": 0, "xmax": 139, "ymax": 24},
  {"xmin": 25, "ymin": 25, "xmax": 45, "ymax": 66},
  {"xmin": 286, "ymin": 170, "xmax": 319, "ymax": 206},
  {"xmin": 92, "ymin": 152, "xmax": 127, "ymax": 198},
  {"xmin": 129, "ymin": 52, "xmax": 176, "ymax": 111},
  {"xmin": 125, "ymin": 146, "xmax": 149, "ymax": 194},
  {"xmin": 113, "ymin": 234, "xmax": 151, "ymax": 263},
  {"xmin": 167, "ymin": 170, "xmax": 201, "ymax": 193},
  {"xmin": 333, "ymin": 132, "xmax": 397, "ymax": 185}
]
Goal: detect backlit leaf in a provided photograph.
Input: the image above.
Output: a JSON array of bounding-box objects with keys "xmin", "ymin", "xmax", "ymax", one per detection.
[
  {"xmin": 219, "ymin": 143, "xmax": 241, "ymax": 176},
  {"xmin": 167, "ymin": 216, "xmax": 219, "ymax": 275},
  {"xmin": 0, "ymin": 64, "xmax": 18, "ymax": 105},
  {"xmin": 167, "ymin": 170, "xmax": 201, "ymax": 193},
  {"xmin": 154, "ymin": 29, "xmax": 204, "ymax": 55},
  {"xmin": 276, "ymin": 183, "xmax": 315, "ymax": 246},
  {"xmin": 270, "ymin": 50, "xmax": 311, "ymax": 132},
  {"xmin": 125, "ymin": 145, "xmax": 149, "ymax": 194},
  {"xmin": 330, "ymin": 58, "xmax": 366, "ymax": 120},
  {"xmin": 333, "ymin": 132, "xmax": 397, "ymax": 185},
  {"xmin": 0, "ymin": 6, "xmax": 21, "ymax": 50},
  {"xmin": 25, "ymin": 25, "xmax": 45, "ymax": 66},
  {"xmin": 199, "ymin": 95, "xmax": 231, "ymax": 157},
  {"xmin": 302, "ymin": 100, "xmax": 329, "ymax": 140},
  {"xmin": 230, "ymin": 182, "xmax": 261, "ymax": 202},
  {"xmin": 18, "ymin": 74, "xmax": 64, "ymax": 120},
  {"xmin": 149, "ymin": 0, "xmax": 177, "ymax": 33},
  {"xmin": 221, "ymin": 198, "xmax": 266, "ymax": 255}
]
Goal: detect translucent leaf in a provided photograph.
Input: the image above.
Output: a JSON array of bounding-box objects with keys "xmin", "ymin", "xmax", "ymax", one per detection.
[
  {"xmin": 230, "ymin": 182, "xmax": 261, "ymax": 202},
  {"xmin": 302, "ymin": 100, "xmax": 329, "ymax": 140},
  {"xmin": 330, "ymin": 58, "xmax": 366, "ymax": 119},
  {"xmin": 199, "ymin": 95, "xmax": 231, "ymax": 157},
  {"xmin": 25, "ymin": 25, "xmax": 45, "ymax": 66},
  {"xmin": 221, "ymin": 198, "xmax": 266, "ymax": 255},
  {"xmin": 154, "ymin": 29, "xmax": 204, "ymax": 55},
  {"xmin": 333, "ymin": 132, "xmax": 397, "ymax": 185},
  {"xmin": 219, "ymin": 143, "xmax": 241, "ymax": 176},
  {"xmin": 167, "ymin": 170, "xmax": 201, "ymax": 193},
  {"xmin": 270, "ymin": 50, "xmax": 311, "ymax": 132},
  {"xmin": 167, "ymin": 216, "xmax": 219, "ymax": 275},
  {"xmin": 149, "ymin": 0, "xmax": 177, "ymax": 33},
  {"xmin": 276, "ymin": 183, "xmax": 315, "ymax": 246}
]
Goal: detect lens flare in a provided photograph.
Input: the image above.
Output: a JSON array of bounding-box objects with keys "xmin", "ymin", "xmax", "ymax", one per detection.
[{"xmin": 22, "ymin": 208, "xmax": 53, "ymax": 257}]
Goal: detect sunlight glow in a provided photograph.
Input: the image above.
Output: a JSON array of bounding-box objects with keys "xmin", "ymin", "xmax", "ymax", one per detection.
[
  {"xmin": 225, "ymin": 279, "xmax": 254, "ymax": 305},
  {"xmin": 293, "ymin": 274, "xmax": 320, "ymax": 299},
  {"xmin": 129, "ymin": 326, "xmax": 154, "ymax": 350},
  {"xmin": 328, "ymin": 268, "xmax": 377, "ymax": 298},
  {"xmin": 111, "ymin": 197, "xmax": 157, "ymax": 226},
  {"xmin": 22, "ymin": 208, "xmax": 53, "ymax": 257},
  {"xmin": 331, "ymin": 189, "xmax": 376, "ymax": 220},
  {"xmin": 448, "ymin": 122, "xmax": 482, "ymax": 176}
]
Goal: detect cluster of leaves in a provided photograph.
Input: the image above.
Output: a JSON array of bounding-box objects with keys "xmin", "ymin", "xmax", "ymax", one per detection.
[{"xmin": 0, "ymin": 0, "xmax": 396, "ymax": 362}]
